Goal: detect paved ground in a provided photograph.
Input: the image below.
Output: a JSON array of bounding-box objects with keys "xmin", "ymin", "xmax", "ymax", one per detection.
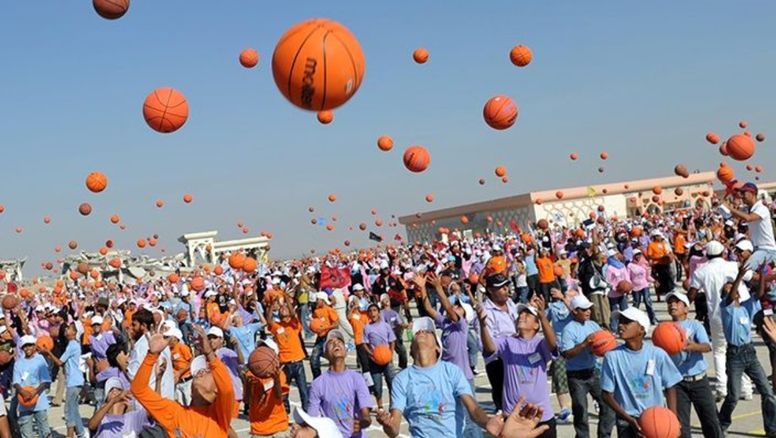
[{"xmin": 42, "ymin": 290, "xmax": 774, "ymax": 437}]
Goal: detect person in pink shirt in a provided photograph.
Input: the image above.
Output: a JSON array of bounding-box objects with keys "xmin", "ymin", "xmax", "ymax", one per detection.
[
  {"xmin": 604, "ymin": 249, "xmax": 631, "ymax": 331},
  {"xmin": 627, "ymin": 250, "xmax": 657, "ymax": 324}
]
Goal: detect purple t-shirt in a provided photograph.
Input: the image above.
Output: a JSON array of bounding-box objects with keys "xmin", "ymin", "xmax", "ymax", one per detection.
[
  {"xmin": 381, "ymin": 308, "xmax": 401, "ymax": 330},
  {"xmin": 363, "ymin": 321, "xmax": 395, "ymax": 347},
  {"xmin": 217, "ymin": 347, "xmax": 243, "ymax": 401},
  {"xmin": 94, "ymin": 410, "xmax": 149, "ymax": 438},
  {"xmin": 309, "ymin": 369, "xmax": 376, "ymax": 438},
  {"xmin": 434, "ymin": 314, "xmax": 474, "ymax": 381},
  {"xmin": 89, "ymin": 331, "xmax": 117, "ymax": 360},
  {"xmin": 95, "ymin": 367, "xmax": 131, "ymax": 390},
  {"xmin": 496, "ymin": 335, "xmax": 556, "ymax": 421}
]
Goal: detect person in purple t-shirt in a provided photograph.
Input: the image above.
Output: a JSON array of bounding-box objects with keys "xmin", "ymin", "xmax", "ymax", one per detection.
[
  {"xmin": 309, "ymin": 329, "xmax": 374, "ymax": 437},
  {"xmin": 479, "ymin": 294, "xmax": 559, "ymax": 438},
  {"xmin": 362, "ymin": 304, "xmax": 397, "ymax": 410}
]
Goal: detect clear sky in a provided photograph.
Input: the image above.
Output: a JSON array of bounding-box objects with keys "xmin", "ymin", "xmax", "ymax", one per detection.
[{"xmin": 1, "ymin": 1, "xmax": 775, "ymax": 273}]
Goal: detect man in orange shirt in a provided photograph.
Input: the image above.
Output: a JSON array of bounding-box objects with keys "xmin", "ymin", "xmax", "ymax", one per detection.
[
  {"xmin": 646, "ymin": 229, "xmax": 674, "ymax": 302},
  {"xmin": 246, "ymin": 339, "xmax": 289, "ymax": 437},
  {"xmin": 267, "ymin": 299, "xmax": 310, "ymax": 411},
  {"xmin": 348, "ymin": 297, "xmax": 370, "ymax": 372},
  {"xmin": 165, "ymin": 328, "xmax": 193, "ymax": 406},
  {"xmin": 131, "ymin": 325, "xmax": 235, "ymax": 438},
  {"xmin": 310, "ymin": 292, "xmax": 339, "ymax": 379},
  {"xmin": 673, "ymin": 228, "xmax": 687, "ymax": 281},
  {"xmin": 535, "ymin": 247, "xmax": 559, "ymax": 302}
]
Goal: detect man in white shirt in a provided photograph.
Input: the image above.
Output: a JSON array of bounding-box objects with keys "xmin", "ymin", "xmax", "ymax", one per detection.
[
  {"xmin": 687, "ymin": 241, "xmax": 753, "ymax": 400},
  {"xmin": 726, "ymin": 182, "xmax": 776, "ymax": 270},
  {"xmin": 126, "ymin": 308, "xmax": 175, "ymax": 400}
]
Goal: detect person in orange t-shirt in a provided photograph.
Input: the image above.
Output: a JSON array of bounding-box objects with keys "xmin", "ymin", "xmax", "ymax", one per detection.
[
  {"xmin": 535, "ymin": 248, "xmax": 559, "ymax": 302},
  {"xmin": 673, "ymin": 228, "xmax": 687, "ymax": 281},
  {"xmin": 131, "ymin": 325, "xmax": 235, "ymax": 438},
  {"xmin": 246, "ymin": 339, "xmax": 289, "ymax": 437},
  {"xmin": 266, "ymin": 300, "xmax": 310, "ymax": 414},
  {"xmin": 167, "ymin": 328, "xmax": 193, "ymax": 406},
  {"xmin": 310, "ymin": 292, "xmax": 339, "ymax": 379},
  {"xmin": 646, "ymin": 230, "xmax": 673, "ymax": 301},
  {"xmin": 348, "ymin": 298, "xmax": 371, "ymax": 372}
]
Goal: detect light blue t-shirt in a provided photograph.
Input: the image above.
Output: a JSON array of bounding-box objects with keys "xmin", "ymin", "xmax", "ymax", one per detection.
[
  {"xmin": 547, "ymin": 302, "xmax": 571, "ymax": 344},
  {"xmin": 391, "ymin": 360, "xmax": 472, "ymax": 437},
  {"xmin": 720, "ymin": 296, "xmax": 761, "ymax": 347},
  {"xmin": 525, "ymin": 253, "xmax": 538, "ymax": 277},
  {"xmin": 560, "ymin": 319, "xmax": 601, "ymax": 371},
  {"xmin": 229, "ymin": 322, "xmax": 263, "ymax": 365},
  {"xmin": 670, "ymin": 319, "xmax": 709, "ymax": 377},
  {"xmin": 13, "ymin": 353, "xmax": 51, "ymax": 413},
  {"xmin": 601, "ymin": 343, "xmax": 682, "ymax": 417},
  {"xmin": 61, "ymin": 340, "xmax": 85, "ymax": 388}
]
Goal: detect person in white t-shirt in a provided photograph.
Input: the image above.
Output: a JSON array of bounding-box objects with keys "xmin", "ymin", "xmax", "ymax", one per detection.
[{"xmin": 726, "ymin": 182, "xmax": 776, "ymax": 270}]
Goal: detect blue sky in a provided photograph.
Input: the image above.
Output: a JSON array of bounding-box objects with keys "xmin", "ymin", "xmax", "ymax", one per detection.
[{"xmin": 1, "ymin": 1, "xmax": 775, "ymax": 272}]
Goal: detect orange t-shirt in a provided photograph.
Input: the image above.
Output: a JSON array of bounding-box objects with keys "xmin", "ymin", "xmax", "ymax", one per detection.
[
  {"xmin": 349, "ymin": 313, "xmax": 369, "ymax": 345},
  {"xmin": 647, "ymin": 241, "xmax": 671, "ymax": 265},
  {"xmin": 674, "ymin": 234, "xmax": 686, "ymax": 255},
  {"xmin": 171, "ymin": 342, "xmax": 193, "ymax": 381},
  {"xmin": 248, "ymin": 371, "xmax": 289, "ymax": 436},
  {"xmin": 81, "ymin": 319, "xmax": 93, "ymax": 346},
  {"xmin": 312, "ymin": 306, "xmax": 339, "ymax": 336},
  {"xmin": 536, "ymin": 256, "xmax": 556, "ymax": 284},
  {"xmin": 123, "ymin": 309, "xmax": 135, "ymax": 329},
  {"xmin": 269, "ymin": 319, "xmax": 305, "ymax": 363}
]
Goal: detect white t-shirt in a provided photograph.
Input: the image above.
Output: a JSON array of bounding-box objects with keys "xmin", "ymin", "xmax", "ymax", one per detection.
[{"xmin": 748, "ymin": 202, "xmax": 776, "ymax": 250}]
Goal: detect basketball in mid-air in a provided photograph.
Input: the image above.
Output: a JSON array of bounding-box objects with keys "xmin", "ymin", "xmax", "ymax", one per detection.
[
  {"xmin": 143, "ymin": 87, "xmax": 189, "ymax": 133},
  {"xmin": 93, "ymin": 0, "xmax": 129, "ymax": 20},
  {"xmin": 272, "ymin": 18, "xmax": 365, "ymax": 111},
  {"xmin": 483, "ymin": 95, "xmax": 518, "ymax": 130}
]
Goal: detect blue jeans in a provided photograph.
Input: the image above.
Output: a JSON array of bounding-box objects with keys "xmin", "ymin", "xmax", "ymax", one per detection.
[
  {"xmin": 567, "ymin": 369, "xmax": 615, "ymax": 438},
  {"xmin": 608, "ymin": 296, "xmax": 628, "ymax": 332},
  {"xmin": 18, "ymin": 410, "xmax": 51, "ymax": 438},
  {"xmin": 718, "ymin": 343, "xmax": 776, "ymax": 433},
  {"xmin": 65, "ymin": 386, "xmax": 85, "ymax": 436},
  {"xmin": 300, "ymin": 303, "xmax": 313, "ymax": 339},
  {"xmin": 310, "ymin": 337, "xmax": 325, "ymax": 379},
  {"xmin": 282, "ymin": 360, "xmax": 309, "ymax": 411},
  {"xmin": 631, "ymin": 288, "xmax": 657, "ymax": 323},
  {"xmin": 369, "ymin": 361, "xmax": 397, "ymax": 404},
  {"xmin": 514, "ymin": 287, "xmax": 530, "ymax": 304},
  {"xmin": 466, "ymin": 328, "xmax": 479, "ymax": 371}
]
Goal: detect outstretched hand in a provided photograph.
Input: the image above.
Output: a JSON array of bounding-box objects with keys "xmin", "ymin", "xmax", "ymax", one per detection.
[
  {"xmin": 148, "ymin": 333, "xmax": 170, "ymax": 355},
  {"xmin": 498, "ymin": 397, "xmax": 549, "ymax": 438}
]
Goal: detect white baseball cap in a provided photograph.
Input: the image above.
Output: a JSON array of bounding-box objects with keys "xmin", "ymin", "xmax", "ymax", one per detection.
[
  {"xmin": 665, "ymin": 291, "xmax": 690, "ymax": 307},
  {"xmin": 256, "ymin": 337, "xmax": 279, "ymax": 355},
  {"xmin": 292, "ymin": 407, "xmax": 344, "ymax": 438},
  {"xmin": 411, "ymin": 317, "xmax": 442, "ymax": 351},
  {"xmin": 570, "ymin": 295, "xmax": 594, "ymax": 310},
  {"xmin": 166, "ymin": 328, "xmax": 183, "ymax": 341},
  {"xmin": 516, "ymin": 304, "xmax": 539, "ymax": 317},
  {"xmin": 206, "ymin": 326, "xmax": 224, "ymax": 338},
  {"xmin": 705, "ymin": 240, "xmax": 724, "ymax": 257},
  {"xmin": 20, "ymin": 335, "xmax": 36, "ymax": 347},
  {"xmin": 613, "ymin": 307, "xmax": 651, "ymax": 333},
  {"xmin": 315, "ymin": 292, "xmax": 330, "ymax": 305},
  {"xmin": 736, "ymin": 239, "xmax": 754, "ymax": 253},
  {"xmin": 352, "ymin": 284, "xmax": 364, "ymax": 291},
  {"xmin": 91, "ymin": 316, "xmax": 104, "ymax": 326},
  {"xmin": 104, "ymin": 377, "xmax": 125, "ymax": 401},
  {"xmin": 190, "ymin": 355, "xmax": 209, "ymax": 376}
]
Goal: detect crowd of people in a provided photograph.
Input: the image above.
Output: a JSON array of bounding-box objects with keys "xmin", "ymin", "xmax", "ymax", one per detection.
[{"xmin": 0, "ymin": 182, "xmax": 774, "ymax": 437}]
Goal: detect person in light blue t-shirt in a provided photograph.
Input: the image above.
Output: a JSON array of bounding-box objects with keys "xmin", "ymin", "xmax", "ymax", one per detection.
[
  {"xmin": 663, "ymin": 291, "xmax": 722, "ymax": 438},
  {"xmin": 13, "ymin": 335, "xmax": 52, "ymax": 438},
  {"xmin": 601, "ymin": 307, "xmax": 682, "ymax": 438},
  {"xmin": 43, "ymin": 322, "xmax": 86, "ymax": 438},
  {"xmin": 376, "ymin": 317, "xmax": 507, "ymax": 438}
]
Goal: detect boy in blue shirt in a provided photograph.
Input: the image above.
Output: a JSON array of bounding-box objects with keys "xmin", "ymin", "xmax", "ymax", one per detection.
[
  {"xmin": 718, "ymin": 266, "xmax": 776, "ymax": 436},
  {"xmin": 43, "ymin": 322, "xmax": 86, "ymax": 438},
  {"xmin": 601, "ymin": 307, "xmax": 682, "ymax": 438},
  {"xmin": 559, "ymin": 295, "xmax": 615, "ymax": 438},
  {"xmin": 664, "ymin": 291, "xmax": 723, "ymax": 438},
  {"xmin": 13, "ymin": 335, "xmax": 52, "ymax": 438}
]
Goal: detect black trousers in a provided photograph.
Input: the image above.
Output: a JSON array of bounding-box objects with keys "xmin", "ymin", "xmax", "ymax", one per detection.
[
  {"xmin": 485, "ymin": 358, "xmax": 504, "ymax": 412},
  {"xmin": 536, "ymin": 418, "xmax": 557, "ymax": 438},
  {"xmin": 676, "ymin": 376, "xmax": 723, "ymax": 438}
]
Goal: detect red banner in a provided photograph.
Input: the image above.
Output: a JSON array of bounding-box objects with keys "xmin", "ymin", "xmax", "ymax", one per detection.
[{"xmin": 320, "ymin": 266, "xmax": 351, "ymax": 289}]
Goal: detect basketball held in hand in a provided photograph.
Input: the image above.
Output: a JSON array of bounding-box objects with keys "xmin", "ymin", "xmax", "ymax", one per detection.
[{"xmin": 248, "ymin": 346, "xmax": 279, "ymax": 378}]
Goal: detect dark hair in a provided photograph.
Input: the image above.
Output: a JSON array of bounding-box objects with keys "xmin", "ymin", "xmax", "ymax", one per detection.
[
  {"xmin": 106, "ymin": 342, "xmax": 128, "ymax": 368},
  {"xmin": 132, "ymin": 308, "xmax": 154, "ymax": 329}
]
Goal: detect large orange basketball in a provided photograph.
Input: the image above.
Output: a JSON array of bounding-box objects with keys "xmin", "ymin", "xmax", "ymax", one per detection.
[
  {"xmin": 239, "ymin": 48, "xmax": 259, "ymax": 69},
  {"xmin": 726, "ymin": 134, "xmax": 755, "ymax": 161},
  {"xmin": 272, "ymin": 19, "xmax": 365, "ymax": 111},
  {"xmin": 652, "ymin": 322, "xmax": 686, "ymax": 356},
  {"xmin": 93, "ymin": 0, "xmax": 129, "ymax": 20},
  {"xmin": 143, "ymin": 87, "xmax": 189, "ymax": 133},
  {"xmin": 190, "ymin": 276, "xmax": 205, "ymax": 292},
  {"xmin": 590, "ymin": 330, "xmax": 617, "ymax": 357},
  {"xmin": 639, "ymin": 406, "xmax": 681, "ymax": 438},
  {"xmin": 509, "ymin": 45, "xmax": 533, "ymax": 67},
  {"xmin": 248, "ymin": 346, "xmax": 279, "ymax": 377},
  {"xmin": 17, "ymin": 386, "xmax": 39, "ymax": 409},
  {"xmin": 1, "ymin": 295, "xmax": 18, "ymax": 310},
  {"xmin": 403, "ymin": 145, "xmax": 430, "ymax": 173},
  {"xmin": 717, "ymin": 164, "xmax": 735, "ymax": 183},
  {"xmin": 242, "ymin": 257, "xmax": 258, "ymax": 273},
  {"xmin": 372, "ymin": 344, "xmax": 393, "ymax": 366},
  {"xmin": 412, "ymin": 48, "xmax": 429, "ymax": 64},
  {"xmin": 483, "ymin": 95, "xmax": 518, "ymax": 130},
  {"xmin": 86, "ymin": 172, "xmax": 107, "ymax": 193},
  {"xmin": 36, "ymin": 335, "xmax": 54, "ymax": 352}
]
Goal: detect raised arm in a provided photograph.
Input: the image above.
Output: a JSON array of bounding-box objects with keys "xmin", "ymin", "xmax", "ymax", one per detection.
[
  {"xmin": 414, "ymin": 276, "xmax": 438, "ymax": 321},
  {"xmin": 429, "ymin": 273, "xmax": 459, "ymax": 322},
  {"xmin": 532, "ymin": 295, "xmax": 556, "ymax": 351},
  {"xmin": 476, "ymin": 305, "xmax": 498, "ymax": 357},
  {"xmin": 130, "ymin": 338, "xmax": 184, "ymax": 434}
]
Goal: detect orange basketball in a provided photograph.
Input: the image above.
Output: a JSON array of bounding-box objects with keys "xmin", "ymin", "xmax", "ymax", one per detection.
[
  {"xmin": 328, "ymin": 194, "xmax": 337, "ymax": 202},
  {"xmin": 110, "ymin": 214, "xmax": 120, "ymax": 224},
  {"xmin": 168, "ymin": 273, "xmax": 179, "ymax": 283},
  {"xmin": 183, "ymin": 193, "xmax": 193, "ymax": 203},
  {"xmin": 652, "ymin": 322, "xmax": 686, "ymax": 356},
  {"xmin": 1, "ymin": 295, "xmax": 18, "ymax": 310},
  {"xmin": 372, "ymin": 344, "xmax": 393, "ymax": 366},
  {"xmin": 36, "ymin": 335, "xmax": 54, "ymax": 352},
  {"xmin": 719, "ymin": 142, "xmax": 729, "ymax": 156},
  {"xmin": 652, "ymin": 186, "xmax": 662, "ymax": 195},
  {"xmin": 460, "ymin": 215, "xmax": 469, "ymax": 225},
  {"xmin": 537, "ymin": 219, "xmax": 549, "ymax": 230},
  {"xmin": 310, "ymin": 317, "xmax": 328, "ymax": 335},
  {"xmin": 509, "ymin": 45, "xmax": 533, "ymax": 67},
  {"xmin": 78, "ymin": 202, "xmax": 92, "ymax": 216},
  {"xmin": 155, "ymin": 199, "xmax": 164, "ymax": 208},
  {"xmin": 425, "ymin": 194, "xmax": 434, "ymax": 203},
  {"xmin": 412, "ymin": 48, "xmax": 429, "ymax": 64},
  {"xmin": 77, "ymin": 262, "xmax": 89, "ymax": 274},
  {"xmin": 317, "ymin": 110, "xmax": 334, "ymax": 124},
  {"xmin": 109, "ymin": 258, "xmax": 121, "ymax": 268},
  {"xmin": 590, "ymin": 330, "xmax": 617, "ymax": 357},
  {"xmin": 600, "ymin": 152, "xmax": 608, "ymax": 160},
  {"xmin": 706, "ymin": 132, "xmax": 720, "ymax": 144},
  {"xmin": 555, "ymin": 191, "xmax": 564, "ymax": 199},
  {"xmin": 495, "ymin": 166, "xmax": 507, "ymax": 177},
  {"xmin": 86, "ymin": 172, "xmax": 107, "ymax": 193},
  {"xmin": 726, "ymin": 134, "xmax": 755, "ymax": 161},
  {"xmin": 143, "ymin": 87, "xmax": 189, "ymax": 133},
  {"xmin": 136, "ymin": 239, "xmax": 146, "ymax": 249},
  {"xmin": 248, "ymin": 346, "xmax": 279, "ymax": 377},
  {"xmin": 674, "ymin": 164, "xmax": 689, "ymax": 178},
  {"xmin": 242, "ymin": 257, "xmax": 258, "ymax": 273},
  {"xmin": 717, "ymin": 163, "xmax": 735, "ymax": 183},
  {"xmin": 639, "ymin": 406, "xmax": 681, "ymax": 438},
  {"xmin": 570, "ymin": 153, "xmax": 578, "ymax": 160},
  {"xmin": 483, "ymin": 95, "xmax": 518, "ymax": 130},
  {"xmin": 93, "ymin": 0, "xmax": 129, "ymax": 20},
  {"xmin": 272, "ymin": 18, "xmax": 365, "ymax": 111},
  {"xmin": 239, "ymin": 48, "xmax": 259, "ymax": 68},
  {"xmin": 214, "ymin": 265, "xmax": 224, "ymax": 275},
  {"xmin": 377, "ymin": 135, "xmax": 393, "ymax": 152},
  {"xmin": 229, "ymin": 253, "xmax": 246, "ymax": 269},
  {"xmin": 190, "ymin": 276, "xmax": 205, "ymax": 292},
  {"xmin": 68, "ymin": 240, "xmax": 78, "ymax": 250},
  {"xmin": 616, "ymin": 280, "xmax": 633, "ymax": 294},
  {"xmin": 17, "ymin": 386, "xmax": 39, "ymax": 409},
  {"xmin": 403, "ymin": 145, "xmax": 431, "ymax": 173},
  {"xmin": 756, "ymin": 133, "xmax": 766, "ymax": 142},
  {"xmin": 674, "ymin": 187, "xmax": 683, "ymax": 196}
]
